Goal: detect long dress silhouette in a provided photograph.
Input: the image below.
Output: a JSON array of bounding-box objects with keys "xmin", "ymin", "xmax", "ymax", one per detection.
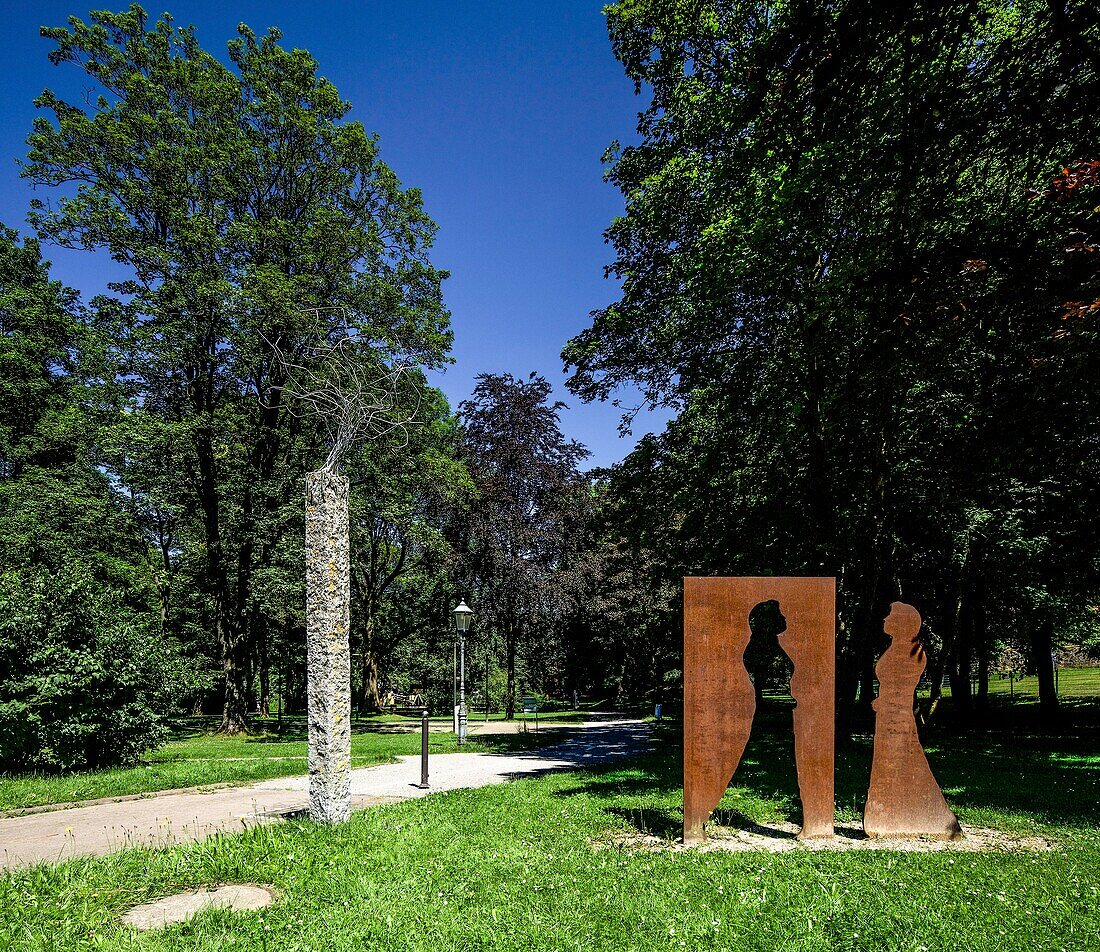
[{"xmin": 864, "ymin": 602, "xmax": 962, "ymax": 839}]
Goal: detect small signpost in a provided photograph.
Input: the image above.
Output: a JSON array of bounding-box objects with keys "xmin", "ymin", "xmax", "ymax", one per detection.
[{"xmin": 521, "ymin": 696, "xmax": 539, "ymax": 732}]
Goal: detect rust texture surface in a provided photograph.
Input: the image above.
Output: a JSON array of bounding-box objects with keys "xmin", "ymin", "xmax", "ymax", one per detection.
[
  {"xmin": 864, "ymin": 602, "xmax": 963, "ymax": 839},
  {"xmin": 683, "ymin": 577, "xmax": 835, "ymax": 843}
]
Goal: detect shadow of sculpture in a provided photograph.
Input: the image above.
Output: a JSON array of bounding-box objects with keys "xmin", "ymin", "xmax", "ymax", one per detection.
[{"xmin": 864, "ymin": 601, "xmax": 962, "ymax": 839}]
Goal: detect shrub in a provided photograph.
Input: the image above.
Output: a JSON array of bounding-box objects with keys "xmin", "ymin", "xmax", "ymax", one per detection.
[{"xmin": 0, "ymin": 565, "xmax": 184, "ymax": 772}]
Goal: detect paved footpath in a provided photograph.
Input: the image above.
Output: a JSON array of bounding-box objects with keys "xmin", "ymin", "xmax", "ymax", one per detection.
[{"xmin": 0, "ymin": 719, "xmax": 649, "ymax": 870}]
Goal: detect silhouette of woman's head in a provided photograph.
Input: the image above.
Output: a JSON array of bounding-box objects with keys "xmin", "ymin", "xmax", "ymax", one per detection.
[{"xmin": 884, "ymin": 601, "xmax": 921, "ymax": 644}]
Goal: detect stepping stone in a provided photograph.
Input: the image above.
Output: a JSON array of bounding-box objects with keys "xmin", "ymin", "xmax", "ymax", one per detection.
[{"xmin": 121, "ymin": 884, "xmax": 275, "ymax": 930}]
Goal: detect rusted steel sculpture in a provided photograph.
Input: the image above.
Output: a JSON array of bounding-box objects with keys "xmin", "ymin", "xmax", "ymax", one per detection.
[
  {"xmin": 864, "ymin": 602, "xmax": 963, "ymax": 839},
  {"xmin": 683, "ymin": 577, "xmax": 835, "ymax": 843}
]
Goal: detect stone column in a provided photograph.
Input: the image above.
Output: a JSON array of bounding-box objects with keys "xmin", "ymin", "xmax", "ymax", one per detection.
[{"xmin": 305, "ymin": 470, "xmax": 351, "ymax": 824}]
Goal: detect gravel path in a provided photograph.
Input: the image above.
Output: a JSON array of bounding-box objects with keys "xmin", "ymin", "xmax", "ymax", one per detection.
[{"xmin": 0, "ymin": 719, "xmax": 649, "ymax": 870}]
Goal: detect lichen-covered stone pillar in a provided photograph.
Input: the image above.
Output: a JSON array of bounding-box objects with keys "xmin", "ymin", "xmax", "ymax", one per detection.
[{"xmin": 305, "ymin": 470, "xmax": 351, "ymax": 824}]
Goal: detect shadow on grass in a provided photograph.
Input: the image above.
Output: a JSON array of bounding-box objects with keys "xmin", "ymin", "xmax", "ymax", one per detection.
[
  {"xmin": 465, "ymin": 731, "xmax": 576, "ymax": 755},
  {"xmin": 920, "ymin": 697, "xmax": 1100, "ymax": 828},
  {"xmin": 551, "ymin": 698, "xmax": 1100, "ymax": 837}
]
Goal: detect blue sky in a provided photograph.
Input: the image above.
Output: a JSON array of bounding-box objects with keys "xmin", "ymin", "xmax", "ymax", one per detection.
[{"xmin": 0, "ymin": 0, "xmax": 671, "ymax": 467}]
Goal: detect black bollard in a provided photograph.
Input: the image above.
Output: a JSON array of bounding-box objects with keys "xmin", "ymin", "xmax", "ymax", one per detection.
[{"xmin": 419, "ymin": 708, "xmax": 430, "ymax": 789}]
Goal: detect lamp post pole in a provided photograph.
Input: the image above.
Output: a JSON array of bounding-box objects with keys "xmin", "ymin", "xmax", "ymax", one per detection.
[
  {"xmin": 452, "ymin": 600, "xmax": 474, "ymax": 746},
  {"xmin": 459, "ymin": 629, "xmax": 467, "ymax": 744}
]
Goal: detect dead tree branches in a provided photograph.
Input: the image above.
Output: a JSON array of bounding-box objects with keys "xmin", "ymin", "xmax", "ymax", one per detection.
[{"xmin": 262, "ymin": 310, "xmax": 422, "ymax": 473}]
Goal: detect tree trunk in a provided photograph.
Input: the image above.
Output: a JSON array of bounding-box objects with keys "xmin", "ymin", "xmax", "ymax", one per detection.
[
  {"xmin": 836, "ymin": 578, "xmax": 870, "ymax": 732},
  {"xmin": 360, "ymin": 614, "xmax": 382, "ymax": 714},
  {"xmin": 505, "ymin": 623, "xmax": 517, "ymax": 720},
  {"xmin": 197, "ymin": 421, "xmax": 251, "ymax": 736},
  {"xmin": 221, "ymin": 668, "xmax": 250, "ymax": 733},
  {"xmin": 220, "ymin": 627, "xmax": 251, "ymax": 734},
  {"xmin": 949, "ymin": 633, "xmax": 972, "ymax": 718},
  {"xmin": 925, "ymin": 567, "xmax": 963, "ymax": 725},
  {"xmin": 306, "ymin": 470, "xmax": 352, "ymax": 824},
  {"xmin": 849, "ymin": 565, "xmax": 892, "ymax": 726},
  {"xmin": 950, "ymin": 573, "xmax": 974, "ymax": 719},
  {"xmin": 278, "ymin": 660, "xmax": 285, "ymax": 729},
  {"xmin": 1031, "ymin": 618, "xmax": 1060, "ymax": 725},
  {"xmin": 974, "ymin": 579, "xmax": 989, "ymax": 714},
  {"xmin": 485, "ymin": 647, "xmax": 491, "ymax": 719},
  {"xmin": 258, "ymin": 618, "xmax": 270, "ymax": 719},
  {"xmin": 363, "ymin": 647, "xmax": 380, "ymax": 713}
]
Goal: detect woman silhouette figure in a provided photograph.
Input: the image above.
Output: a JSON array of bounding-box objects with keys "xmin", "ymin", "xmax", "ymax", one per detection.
[{"xmin": 864, "ymin": 602, "xmax": 962, "ymax": 839}]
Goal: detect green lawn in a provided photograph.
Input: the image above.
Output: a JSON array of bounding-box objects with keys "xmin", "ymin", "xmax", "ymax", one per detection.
[
  {"xmin": 939, "ymin": 665, "xmax": 1100, "ymax": 699},
  {"xmin": 0, "ymin": 721, "xmax": 565, "ymax": 813},
  {"xmin": 1, "ymin": 703, "xmax": 1098, "ymax": 951}
]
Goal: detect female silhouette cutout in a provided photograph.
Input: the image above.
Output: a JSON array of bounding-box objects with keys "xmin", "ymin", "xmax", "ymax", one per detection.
[{"xmin": 864, "ymin": 602, "xmax": 962, "ymax": 839}]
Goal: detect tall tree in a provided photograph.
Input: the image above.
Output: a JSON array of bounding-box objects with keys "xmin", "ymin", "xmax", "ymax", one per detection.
[
  {"xmin": 458, "ymin": 373, "xmax": 590, "ymax": 718},
  {"xmin": 0, "ymin": 224, "xmax": 140, "ymax": 585},
  {"xmin": 565, "ymin": 0, "xmax": 1100, "ymax": 726},
  {"xmin": 25, "ymin": 7, "xmax": 451, "ymax": 731}
]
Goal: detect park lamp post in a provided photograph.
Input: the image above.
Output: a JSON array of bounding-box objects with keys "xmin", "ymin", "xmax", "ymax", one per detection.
[{"xmin": 453, "ymin": 599, "xmax": 474, "ymax": 745}]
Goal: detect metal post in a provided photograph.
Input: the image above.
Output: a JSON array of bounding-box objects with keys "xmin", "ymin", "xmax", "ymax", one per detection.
[
  {"xmin": 419, "ymin": 708, "xmax": 429, "ymax": 788},
  {"xmin": 458, "ymin": 632, "xmax": 468, "ymax": 745},
  {"xmin": 278, "ymin": 665, "xmax": 284, "ymax": 730}
]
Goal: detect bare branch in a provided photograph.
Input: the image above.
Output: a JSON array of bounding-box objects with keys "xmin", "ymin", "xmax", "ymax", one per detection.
[{"xmin": 261, "ymin": 307, "xmax": 423, "ymax": 473}]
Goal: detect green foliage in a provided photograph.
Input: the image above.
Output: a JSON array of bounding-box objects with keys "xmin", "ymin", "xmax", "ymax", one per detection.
[
  {"xmin": 21, "ymin": 6, "xmax": 454, "ymax": 730},
  {"xmin": 458, "ymin": 373, "xmax": 591, "ymax": 716},
  {"xmin": 0, "ymin": 224, "xmax": 79, "ymax": 471},
  {"xmin": 565, "ymin": 0, "xmax": 1100, "ymax": 717},
  {"xmin": 0, "ymin": 224, "xmax": 141, "ymax": 586},
  {"xmin": 0, "ymin": 224, "xmax": 177, "ymax": 771},
  {"xmin": 0, "ymin": 566, "xmax": 186, "ymax": 772}
]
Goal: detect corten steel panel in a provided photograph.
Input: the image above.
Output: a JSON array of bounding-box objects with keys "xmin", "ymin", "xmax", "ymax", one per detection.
[
  {"xmin": 864, "ymin": 602, "xmax": 963, "ymax": 840},
  {"xmin": 683, "ymin": 577, "xmax": 835, "ymax": 843},
  {"xmin": 682, "ymin": 578, "xmax": 755, "ymax": 845}
]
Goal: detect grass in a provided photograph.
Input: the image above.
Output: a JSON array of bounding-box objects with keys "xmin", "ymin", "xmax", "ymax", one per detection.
[
  {"xmin": 926, "ymin": 665, "xmax": 1100, "ymax": 699},
  {"xmin": 0, "ymin": 721, "xmax": 566, "ymax": 813},
  {"xmin": 1, "ymin": 701, "xmax": 1098, "ymax": 950}
]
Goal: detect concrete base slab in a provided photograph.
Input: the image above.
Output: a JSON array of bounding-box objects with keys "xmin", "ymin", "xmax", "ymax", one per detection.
[
  {"xmin": 603, "ymin": 822, "xmax": 1057, "ymax": 854},
  {"xmin": 121, "ymin": 884, "xmax": 275, "ymax": 930}
]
